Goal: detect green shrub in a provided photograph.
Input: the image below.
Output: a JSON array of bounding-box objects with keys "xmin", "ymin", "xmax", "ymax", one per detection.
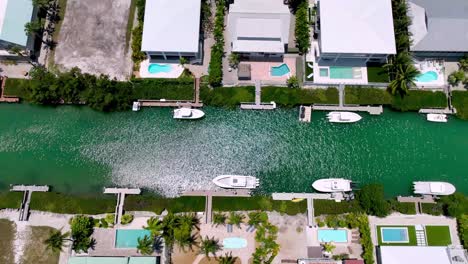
[
  {"xmin": 131, "ymin": 0, "xmax": 147, "ymax": 65},
  {"xmin": 70, "ymin": 215, "xmax": 95, "ymax": 253},
  {"xmin": 132, "ymin": 78, "xmax": 194, "ymax": 100},
  {"xmin": 325, "ymin": 215, "xmax": 339, "ymax": 228},
  {"xmin": 439, "ymin": 193, "xmax": 468, "ymax": 217},
  {"xmin": 458, "ymin": 215, "xmax": 468, "ymax": 249},
  {"xmin": 391, "ymin": 90, "xmax": 447, "ymax": 111},
  {"xmin": 356, "ymin": 184, "xmax": 390, "ymax": 217},
  {"xmin": 287, "ymin": 76, "xmax": 299, "ymax": 89},
  {"xmin": 121, "ymin": 214, "xmax": 134, "ymax": 225},
  {"xmin": 3, "ymin": 78, "xmax": 31, "ymax": 98},
  {"xmin": 208, "ymin": 0, "xmax": 226, "ymax": 87},
  {"xmin": 345, "ymin": 87, "xmax": 393, "ymax": 105},
  {"xmin": 421, "ymin": 203, "xmax": 444, "ymax": 216},
  {"xmin": 200, "ymin": 86, "xmax": 254, "ymax": 108},
  {"xmin": 390, "ymin": 200, "xmax": 417, "ymax": 215},
  {"xmin": 294, "ymin": 0, "xmax": 310, "ymax": 54}
]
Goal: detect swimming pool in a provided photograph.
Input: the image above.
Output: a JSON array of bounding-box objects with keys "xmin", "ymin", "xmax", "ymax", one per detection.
[
  {"xmin": 329, "ymin": 66, "xmax": 354, "ymax": 79},
  {"xmin": 317, "ymin": 229, "xmax": 348, "ymax": 243},
  {"xmin": 416, "ymin": 71, "xmax": 438, "ymax": 82},
  {"xmin": 380, "ymin": 227, "xmax": 409, "ymax": 243},
  {"xmin": 223, "ymin": 237, "xmax": 247, "ymax": 249},
  {"xmin": 148, "ymin": 64, "xmax": 172, "ymax": 74},
  {"xmin": 115, "ymin": 229, "xmax": 152, "ymax": 248},
  {"xmin": 271, "ymin": 64, "xmax": 290, "ymax": 76}
]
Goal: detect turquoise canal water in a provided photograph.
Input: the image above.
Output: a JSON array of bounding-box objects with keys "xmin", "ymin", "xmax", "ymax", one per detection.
[{"xmin": 0, "ymin": 104, "xmax": 467, "ymax": 197}]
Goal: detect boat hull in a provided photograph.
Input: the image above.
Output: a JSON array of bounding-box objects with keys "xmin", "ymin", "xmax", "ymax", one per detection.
[
  {"xmin": 327, "ymin": 112, "xmax": 362, "ymax": 123},
  {"xmin": 212, "ymin": 175, "xmax": 259, "ymax": 189},
  {"xmin": 426, "ymin": 114, "xmax": 447, "ymax": 123},
  {"xmin": 312, "ymin": 178, "xmax": 352, "ymax": 192},
  {"xmin": 173, "ymin": 108, "xmax": 205, "ymax": 120},
  {"xmin": 413, "ymin": 181, "xmax": 456, "ymax": 195}
]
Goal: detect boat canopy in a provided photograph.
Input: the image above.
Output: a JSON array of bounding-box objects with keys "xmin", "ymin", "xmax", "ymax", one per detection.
[
  {"xmin": 231, "ymin": 177, "xmax": 247, "ymax": 187},
  {"xmin": 180, "ymin": 108, "xmax": 192, "ymax": 117}
]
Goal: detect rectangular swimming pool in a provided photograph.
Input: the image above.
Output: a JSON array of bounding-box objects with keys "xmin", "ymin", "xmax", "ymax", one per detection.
[
  {"xmin": 330, "ymin": 66, "xmax": 354, "ymax": 79},
  {"xmin": 317, "ymin": 229, "xmax": 348, "ymax": 243},
  {"xmin": 115, "ymin": 229, "xmax": 152, "ymax": 248},
  {"xmin": 380, "ymin": 227, "xmax": 409, "ymax": 243}
]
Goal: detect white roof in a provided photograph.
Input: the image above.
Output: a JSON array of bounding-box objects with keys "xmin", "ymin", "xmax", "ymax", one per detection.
[
  {"xmin": 229, "ymin": 0, "xmax": 290, "ymax": 14},
  {"xmin": 319, "ymin": 0, "xmax": 396, "ymax": 54},
  {"xmin": 232, "ymin": 18, "xmax": 284, "ymax": 53},
  {"xmin": 141, "ymin": 0, "xmax": 201, "ymax": 53},
  {"xmin": 379, "ymin": 246, "xmax": 452, "ymax": 264}
]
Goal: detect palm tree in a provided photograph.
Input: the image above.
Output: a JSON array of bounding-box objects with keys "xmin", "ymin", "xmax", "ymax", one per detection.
[
  {"xmin": 137, "ymin": 235, "xmax": 154, "ymax": 255},
  {"xmin": 218, "ymin": 252, "xmax": 237, "ymax": 264},
  {"xmin": 179, "ymin": 213, "xmax": 200, "ymax": 231},
  {"xmin": 322, "ymin": 242, "xmax": 336, "ymax": 254},
  {"xmin": 199, "ymin": 236, "xmax": 222, "ymax": 260},
  {"xmin": 212, "ymin": 213, "xmax": 227, "ymax": 227},
  {"xmin": 43, "ymin": 229, "xmax": 71, "ymax": 253},
  {"xmin": 144, "ymin": 216, "xmax": 161, "ymax": 236},
  {"xmin": 387, "ymin": 64, "xmax": 420, "ymax": 97},
  {"xmin": 228, "ymin": 212, "xmax": 245, "ymax": 229}
]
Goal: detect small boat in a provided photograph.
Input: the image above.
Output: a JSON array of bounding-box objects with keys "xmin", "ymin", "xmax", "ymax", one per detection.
[
  {"xmin": 132, "ymin": 101, "xmax": 141, "ymax": 111},
  {"xmin": 173, "ymin": 107, "xmax": 205, "ymax": 120},
  {"xmin": 312, "ymin": 178, "xmax": 353, "ymax": 192},
  {"xmin": 212, "ymin": 175, "xmax": 259, "ymax": 189},
  {"xmin": 427, "ymin": 114, "xmax": 447, "ymax": 123},
  {"xmin": 413, "ymin": 181, "xmax": 456, "ymax": 196},
  {"xmin": 327, "ymin": 112, "xmax": 362, "ymax": 123}
]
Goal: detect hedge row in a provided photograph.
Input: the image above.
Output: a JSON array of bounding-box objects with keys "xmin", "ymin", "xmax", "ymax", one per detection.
[
  {"xmin": 345, "ymin": 87, "xmax": 447, "ymax": 111},
  {"xmin": 212, "ymin": 196, "xmax": 307, "ymax": 216},
  {"xmin": 262, "ymin": 87, "xmax": 339, "ymax": 106},
  {"xmin": 200, "ymin": 86, "xmax": 254, "ymax": 108},
  {"xmin": 208, "ymin": 0, "xmax": 225, "ymax": 87},
  {"xmin": 132, "ymin": 78, "xmax": 194, "ymax": 100},
  {"xmin": 131, "ymin": 0, "xmax": 147, "ymax": 66},
  {"xmin": 313, "ymin": 200, "xmax": 362, "ymax": 215},
  {"xmin": 459, "ymin": 215, "xmax": 468, "ymax": 249}
]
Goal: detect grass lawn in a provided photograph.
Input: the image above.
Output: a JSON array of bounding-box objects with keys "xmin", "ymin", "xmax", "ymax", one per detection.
[
  {"xmin": 213, "ymin": 196, "xmax": 307, "ymax": 215},
  {"xmin": 425, "ymin": 226, "xmax": 452, "ymax": 246},
  {"xmin": 125, "ymin": 0, "xmax": 138, "ymax": 53},
  {"xmin": 367, "ymin": 65, "xmax": 389, "ymax": 83},
  {"xmin": 421, "ymin": 203, "xmax": 444, "ymax": 216},
  {"xmin": 21, "ymin": 226, "xmax": 60, "ymax": 264},
  {"xmin": 376, "ymin": 225, "xmax": 417, "ymax": 246},
  {"xmin": 0, "ymin": 219, "xmax": 15, "ymax": 264},
  {"xmin": 452, "ymin": 91, "xmax": 468, "ymax": 120}
]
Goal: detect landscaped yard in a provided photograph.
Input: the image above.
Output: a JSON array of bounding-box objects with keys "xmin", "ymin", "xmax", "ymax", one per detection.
[
  {"xmin": 425, "ymin": 226, "xmax": 452, "ymax": 246},
  {"xmin": 367, "ymin": 64, "xmax": 389, "ymax": 83},
  {"xmin": 377, "ymin": 225, "xmax": 417, "ymax": 246},
  {"xmin": 452, "ymin": 91, "xmax": 468, "ymax": 120},
  {"xmin": 20, "ymin": 226, "xmax": 60, "ymax": 264},
  {"xmin": 0, "ymin": 219, "xmax": 15, "ymax": 264}
]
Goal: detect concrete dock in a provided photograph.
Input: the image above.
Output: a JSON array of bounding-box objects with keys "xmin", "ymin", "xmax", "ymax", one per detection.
[
  {"xmin": 10, "ymin": 185, "xmax": 49, "ymax": 221},
  {"xmin": 312, "ymin": 104, "xmax": 383, "ymax": 115},
  {"xmin": 182, "ymin": 189, "xmax": 251, "ymax": 224},
  {"xmin": 104, "ymin": 188, "xmax": 141, "ymax": 225},
  {"xmin": 418, "ymin": 108, "xmax": 456, "ymax": 115}
]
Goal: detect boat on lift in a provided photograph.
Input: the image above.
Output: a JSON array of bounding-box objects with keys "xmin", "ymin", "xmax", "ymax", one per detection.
[
  {"xmin": 212, "ymin": 175, "xmax": 259, "ymax": 189},
  {"xmin": 132, "ymin": 101, "xmax": 141, "ymax": 111},
  {"xmin": 173, "ymin": 107, "xmax": 205, "ymax": 120},
  {"xmin": 426, "ymin": 114, "xmax": 447, "ymax": 123},
  {"xmin": 312, "ymin": 178, "xmax": 353, "ymax": 192},
  {"xmin": 327, "ymin": 112, "xmax": 362, "ymax": 123},
  {"xmin": 413, "ymin": 181, "xmax": 456, "ymax": 196}
]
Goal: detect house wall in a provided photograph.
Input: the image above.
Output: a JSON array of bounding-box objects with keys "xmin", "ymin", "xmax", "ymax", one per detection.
[
  {"xmin": 318, "ymin": 52, "xmax": 389, "ymax": 64},
  {"xmin": 413, "ymin": 51, "xmax": 468, "ymax": 61}
]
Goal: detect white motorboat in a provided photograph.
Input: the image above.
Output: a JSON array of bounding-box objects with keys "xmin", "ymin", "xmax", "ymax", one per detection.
[
  {"xmin": 327, "ymin": 112, "xmax": 362, "ymax": 123},
  {"xmin": 132, "ymin": 101, "xmax": 141, "ymax": 111},
  {"xmin": 212, "ymin": 175, "xmax": 259, "ymax": 189},
  {"xmin": 173, "ymin": 108, "xmax": 205, "ymax": 120},
  {"xmin": 413, "ymin": 181, "xmax": 456, "ymax": 196},
  {"xmin": 426, "ymin": 114, "xmax": 447, "ymax": 123},
  {"xmin": 312, "ymin": 178, "xmax": 353, "ymax": 192}
]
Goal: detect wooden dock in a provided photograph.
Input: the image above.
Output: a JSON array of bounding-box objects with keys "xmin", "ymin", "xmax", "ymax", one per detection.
[
  {"xmin": 10, "ymin": 185, "xmax": 49, "ymax": 221},
  {"xmin": 299, "ymin": 106, "xmax": 312, "ymax": 122},
  {"xmin": 312, "ymin": 104, "xmax": 383, "ymax": 115},
  {"xmin": 182, "ymin": 189, "xmax": 251, "ymax": 224},
  {"xmin": 104, "ymin": 187, "xmax": 141, "ymax": 225},
  {"xmin": 240, "ymin": 80, "xmax": 276, "ymax": 110}
]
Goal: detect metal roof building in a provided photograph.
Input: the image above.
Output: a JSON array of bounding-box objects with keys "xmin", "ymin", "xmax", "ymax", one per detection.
[{"xmin": 0, "ymin": 0, "xmax": 34, "ymax": 48}]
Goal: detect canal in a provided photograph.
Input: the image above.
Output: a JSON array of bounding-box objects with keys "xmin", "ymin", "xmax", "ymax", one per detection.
[{"xmin": 0, "ymin": 104, "xmax": 466, "ymax": 197}]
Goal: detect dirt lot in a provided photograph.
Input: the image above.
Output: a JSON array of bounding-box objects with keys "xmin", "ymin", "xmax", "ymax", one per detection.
[
  {"xmin": 0, "ymin": 219, "xmax": 14, "ymax": 264},
  {"xmin": 54, "ymin": 0, "xmax": 133, "ymax": 80}
]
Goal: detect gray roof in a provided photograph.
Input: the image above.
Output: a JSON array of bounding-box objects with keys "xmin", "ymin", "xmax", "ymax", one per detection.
[
  {"xmin": 319, "ymin": 0, "xmax": 396, "ymax": 55},
  {"xmin": 141, "ymin": 0, "xmax": 201, "ymax": 53},
  {"xmin": 409, "ymin": 0, "xmax": 468, "ymax": 52}
]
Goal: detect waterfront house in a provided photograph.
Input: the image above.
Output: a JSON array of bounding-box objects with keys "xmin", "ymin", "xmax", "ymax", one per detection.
[
  {"xmin": 408, "ymin": 0, "xmax": 468, "ymax": 59},
  {"xmin": 315, "ymin": 0, "xmax": 396, "ymax": 65},
  {"xmin": 141, "ymin": 0, "xmax": 202, "ymax": 64},
  {"xmin": 227, "ymin": 0, "xmax": 291, "ymax": 60},
  {"xmin": 0, "ymin": 0, "xmax": 36, "ymax": 57},
  {"xmin": 377, "ymin": 246, "xmax": 468, "ymax": 264}
]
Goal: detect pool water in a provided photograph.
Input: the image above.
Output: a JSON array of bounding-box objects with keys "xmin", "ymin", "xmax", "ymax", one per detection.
[
  {"xmin": 271, "ymin": 64, "xmax": 290, "ymax": 76},
  {"xmin": 148, "ymin": 64, "xmax": 172, "ymax": 74},
  {"xmin": 329, "ymin": 66, "xmax": 354, "ymax": 79},
  {"xmin": 223, "ymin": 237, "xmax": 247, "ymax": 249},
  {"xmin": 115, "ymin": 229, "xmax": 152, "ymax": 248},
  {"xmin": 317, "ymin": 229, "xmax": 348, "ymax": 243},
  {"xmin": 319, "ymin": 68, "xmax": 329, "ymax": 77},
  {"xmin": 416, "ymin": 71, "xmax": 438, "ymax": 82},
  {"xmin": 381, "ymin": 227, "xmax": 409, "ymax": 243}
]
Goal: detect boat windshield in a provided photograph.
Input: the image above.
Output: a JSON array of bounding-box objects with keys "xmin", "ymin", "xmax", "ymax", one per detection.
[{"xmin": 231, "ymin": 177, "xmax": 247, "ymax": 187}]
